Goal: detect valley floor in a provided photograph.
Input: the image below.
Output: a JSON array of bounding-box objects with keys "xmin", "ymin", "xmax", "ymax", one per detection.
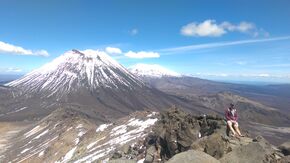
[{"xmin": 248, "ymin": 122, "xmax": 290, "ymax": 145}]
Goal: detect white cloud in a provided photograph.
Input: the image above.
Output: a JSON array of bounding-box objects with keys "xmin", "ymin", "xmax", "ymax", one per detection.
[
  {"xmin": 128, "ymin": 63, "xmax": 181, "ymax": 77},
  {"xmin": 125, "ymin": 51, "xmax": 160, "ymax": 59},
  {"xmin": 0, "ymin": 41, "xmax": 49, "ymax": 57},
  {"xmin": 105, "ymin": 47, "xmax": 122, "ymax": 55},
  {"xmin": 130, "ymin": 28, "xmax": 138, "ymax": 35},
  {"xmin": 181, "ymin": 19, "xmax": 261, "ymax": 37},
  {"xmin": 181, "ymin": 20, "xmax": 226, "ymax": 37},
  {"xmin": 160, "ymin": 36, "xmax": 290, "ymax": 54},
  {"xmin": 258, "ymin": 73, "xmax": 270, "ymax": 77}
]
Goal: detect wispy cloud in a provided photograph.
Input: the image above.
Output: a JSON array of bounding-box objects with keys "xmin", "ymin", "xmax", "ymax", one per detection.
[
  {"xmin": 124, "ymin": 51, "xmax": 160, "ymax": 59},
  {"xmin": 159, "ymin": 36, "xmax": 290, "ymax": 55},
  {"xmin": 255, "ymin": 64, "xmax": 290, "ymax": 68},
  {"xmin": 0, "ymin": 67, "xmax": 23, "ymax": 73},
  {"xmin": 101, "ymin": 46, "xmax": 160, "ymax": 59},
  {"xmin": 180, "ymin": 20, "xmax": 264, "ymax": 37},
  {"xmin": 6, "ymin": 67, "xmax": 22, "ymax": 73},
  {"xmin": 236, "ymin": 61, "xmax": 248, "ymax": 65},
  {"xmin": 0, "ymin": 41, "xmax": 49, "ymax": 57},
  {"xmin": 193, "ymin": 72, "xmax": 289, "ymax": 79},
  {"xmin": 129, "ymin": 28, "xmax": 138, "ymax": 36}
]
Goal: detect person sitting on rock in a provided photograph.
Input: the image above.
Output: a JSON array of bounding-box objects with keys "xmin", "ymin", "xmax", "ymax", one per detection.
[{"xmin": 225, "ymin": 103, "xmax": 244, "ymax": 137}]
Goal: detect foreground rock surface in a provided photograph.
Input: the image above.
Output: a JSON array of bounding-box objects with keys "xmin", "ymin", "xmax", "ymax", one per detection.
[
  {"xmin": 166, "ymin": 150, "xmax": 220, "ymax": 163},
  {"xmin": 131, "ymin": 108, "xmax": 288, "ymax": 163},
  {"xmin": 1, "ymin": 107, "xmax": 289, "ymax": 163}
]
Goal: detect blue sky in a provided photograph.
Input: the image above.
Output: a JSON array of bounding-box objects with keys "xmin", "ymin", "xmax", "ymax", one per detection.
[{"xmin": 0, "ymin": 0, "xmax": 290, "ymax": 83}]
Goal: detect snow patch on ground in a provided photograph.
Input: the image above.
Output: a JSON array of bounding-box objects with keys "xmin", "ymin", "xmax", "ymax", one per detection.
[
  {"xmin": 21, "ymin": 146, "xmax": 33, "ymax": 154},
  {"xmin": 61, "ymin": 146, "xmax": 77, "ymax": 163},
  {"xmin": 78, "ymin": 131, "xmax": 86, "ymax": 137},
  {"xmin": 147, "ymin": 112, "xmax": 157, "ymax": 117},
  {"xmin": 38, "ymin": 150, "xmax": 44, "ymax": 157},
  {"xmin": 75, "ymin": 138, "xmax": 80, "ymax": 145},
  {"xmin": 4, "ymin": 107, "xmax": 28, "ymax": 115},
  {"xmin": 111, "ymin": 125, "xmax": 127, "ymax": 136},
  {"xmin": 75, "ymin": 147, "xmax": 115, "ymax": 163},
  {"xmin": 137, "ymin": 158, "xmax": 145, "ymax": 163},
  {"xmin": 96, "ymin": 123, "xmax": 112, "ymax": 132},
  {"xmin": 76, "ymin": 117, "xmax": 158, "ymax": 162},
  {"xmin": 33, "ymin": 129, "xmax": 49, "ymax": 140},
  {"xmin": 24, "ymin": 125, "xmax": 47, "ymax": 138},
  {"xmin": 76, "ymin": 124, "xmax": 83, "ymax": 129},
  {"xmin": 87, "ymin": 136, "xmax": 106, "ymax": 149},
  {"xmin": 66, "ymin": 127, "xmax": 73, "ymax": 131}
]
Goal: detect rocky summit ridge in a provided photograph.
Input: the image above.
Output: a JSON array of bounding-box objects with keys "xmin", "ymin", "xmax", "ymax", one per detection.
[{"xmin": 1, "ymin": 107, "xmax": 289, "ymax": 163}]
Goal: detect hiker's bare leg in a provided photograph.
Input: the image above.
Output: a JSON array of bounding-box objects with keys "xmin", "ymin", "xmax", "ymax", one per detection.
[
  {"xmin": 233, "ymin": 123, "xmax": 242, "ymax": 136},
  {"xmin": 227, "ymin": 121, "xmax": 236, "ymax": 136}
]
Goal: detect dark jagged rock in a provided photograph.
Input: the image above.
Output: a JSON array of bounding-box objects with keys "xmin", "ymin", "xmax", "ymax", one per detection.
[
  {"xmin": 144, "ymin": 107, "xmax": 225, "ymax": 161},
  {"xmin": 279, "ymin": 141, "xmax": 290, "ymax": 156},
  {"xmin": 112, "ymin": 151, "xmax": 123, "ymax": 159}
]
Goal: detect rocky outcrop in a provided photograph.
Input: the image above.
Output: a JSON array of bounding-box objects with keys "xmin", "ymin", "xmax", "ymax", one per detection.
[
  {"xmin": 279, "ymin": 141, "xmax": 290, "ymax": 156},
  {"xmin": 138, "ymin": 108, "xmax": 287, "ymax": 163},
  {"xmin": 166, "ymin": 150, "xmax": 220, "ymax": 163},
  {"xmin": 143, "ymin": 107, "xmax": 225, "ymax": 161}
]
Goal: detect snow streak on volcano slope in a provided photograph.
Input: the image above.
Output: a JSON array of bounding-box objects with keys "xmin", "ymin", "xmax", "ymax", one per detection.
[
  {"xmin": 129, "ymin": 63, "xmax": 182, "ymax": 78},
  {"xmin": 7, "ymin": 49, "xmax": 144, "ymax": 98}
]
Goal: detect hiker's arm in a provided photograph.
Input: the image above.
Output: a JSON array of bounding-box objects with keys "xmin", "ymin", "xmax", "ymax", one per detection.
[{"xmin": 234, "ymin": 112, "xmax": 238, "ymax": 121}]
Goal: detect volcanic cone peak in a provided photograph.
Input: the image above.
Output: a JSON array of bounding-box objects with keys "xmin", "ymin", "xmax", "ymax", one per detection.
[{"xmin": 6, "ymin": 49, "xmax": 144, "ymax": 97}]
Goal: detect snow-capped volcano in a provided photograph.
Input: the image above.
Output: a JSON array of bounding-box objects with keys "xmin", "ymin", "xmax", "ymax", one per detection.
[
  {"xmin": 129, "ymin": 63, "xmax": 181, "ymax": 78},
  {"xmin": 3, "ymin": 49, "xmax": 194, "ymax": 121},
  {"xmin": 7, "ymin": 49, "xmax": 143, "ymax": 97}
]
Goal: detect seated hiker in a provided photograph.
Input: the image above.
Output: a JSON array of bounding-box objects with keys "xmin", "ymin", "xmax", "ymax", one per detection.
[{"xmin": 225, "ymin": 103, "xmax": 244, "ymax": 137}]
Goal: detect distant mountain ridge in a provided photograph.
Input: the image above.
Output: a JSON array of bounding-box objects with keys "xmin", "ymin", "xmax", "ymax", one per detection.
[{"xmin": 134, "ymin": 75, "xmax": 290, "ymax": 114}]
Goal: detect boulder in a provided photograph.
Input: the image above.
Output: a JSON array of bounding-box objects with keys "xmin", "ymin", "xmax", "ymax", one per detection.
[
  {"xmin": 191, "ymin": 133, "xmax": 228, "ymax": 159},
  {"xmin": 219, "ymin": 137, "xmax": 283, "ymax": 163},
  {"xmin": 220, "ymin": 142, "xmax": 267, "ymax": 163},
  {"xmin": 166, "ymin": 150, "xmax": 220, "ymax": 163},
  {"xmin": 279, "ymin": 141, "xmax": 290, "ymax": 156},
  {"xmin": 111, "ymin": 151, "xmax": 123, "ymax": 159}
]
